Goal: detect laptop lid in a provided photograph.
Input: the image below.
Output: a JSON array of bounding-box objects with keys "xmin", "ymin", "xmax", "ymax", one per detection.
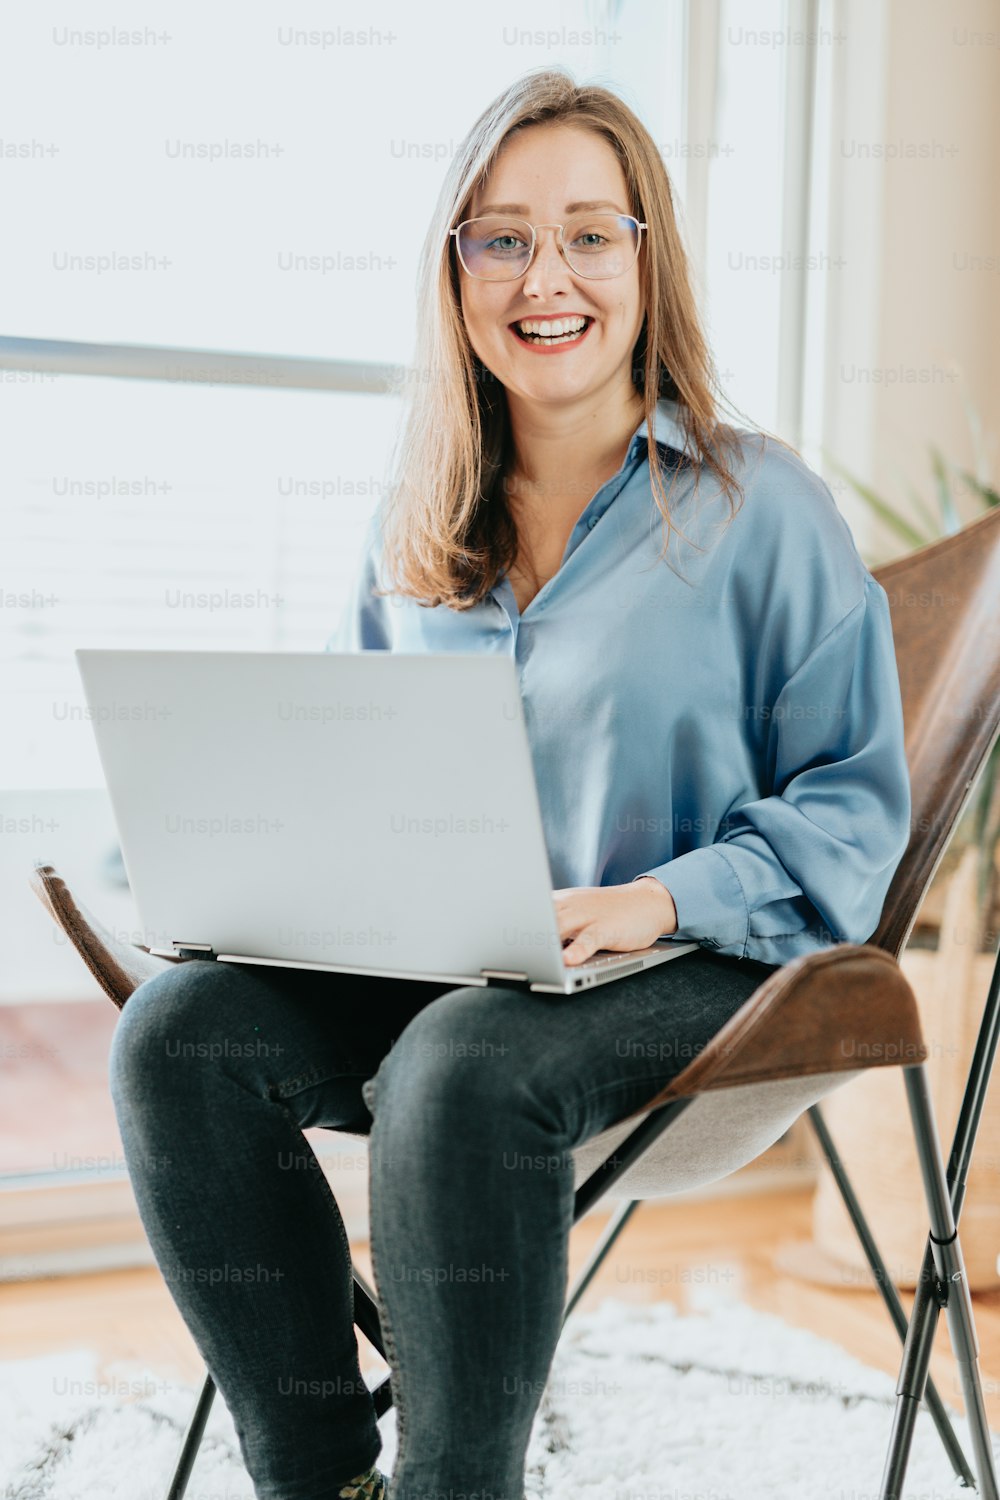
[{"xmin": 75, "ymin": 648, "xmax": 574, "ymax": 987}]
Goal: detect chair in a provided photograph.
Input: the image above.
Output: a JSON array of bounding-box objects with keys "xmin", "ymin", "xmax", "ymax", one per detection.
[{"xmin": 29, "ymin": 505, "xmax": 1000, "ymax": 1500}]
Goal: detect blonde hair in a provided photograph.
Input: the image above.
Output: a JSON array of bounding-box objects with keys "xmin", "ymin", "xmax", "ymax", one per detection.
[{"xmin": 377, "ymin": 67, "xmax": 766, "ymax": 610}]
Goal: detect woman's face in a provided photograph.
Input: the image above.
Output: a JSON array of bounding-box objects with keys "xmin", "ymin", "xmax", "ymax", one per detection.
[{"xmin": 458, "ymin": 122, "xmax": 646, "ymax": 412}]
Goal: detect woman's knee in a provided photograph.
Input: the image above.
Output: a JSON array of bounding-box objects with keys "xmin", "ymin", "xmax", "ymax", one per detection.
[
  {"xmin": 108, "ymin": 959, "xmax": 241, "ymax": 1107},
  {"xmin": 364, "ymin": 985, "xmax": 561, "ymax": 1135}
]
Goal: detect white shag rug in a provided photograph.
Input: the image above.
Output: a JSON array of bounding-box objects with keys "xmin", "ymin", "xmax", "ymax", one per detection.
[{"xmin": 2, "ymin": 1289, "xmax": 997, "ymax": 1499}]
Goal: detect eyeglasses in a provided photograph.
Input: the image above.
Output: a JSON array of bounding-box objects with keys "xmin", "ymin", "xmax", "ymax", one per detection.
[{"xmin": 450, "ymin": 213, "xmax": 647, "ymax": 282}]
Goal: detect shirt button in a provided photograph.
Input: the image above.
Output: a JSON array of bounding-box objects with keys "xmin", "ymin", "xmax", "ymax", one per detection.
[{"xmin": 587, "ymin": 515, "xmax": 599, "ymax": 530}]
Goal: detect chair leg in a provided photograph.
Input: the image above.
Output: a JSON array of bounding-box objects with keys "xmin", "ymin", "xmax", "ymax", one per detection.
[
  {"xmin": 164, "ymin": 1371, "xmax": 216, "ymax": 1500},
  {"xmin": 562, "ymin": 1199, "xmax": 641, "ymax": 1324},
  {"xmin": 808, "ymin": 1103, "xmax": 975, "ymax": 1487},
  {"xmin": 879, "ymin": 1064, "xmax": 999, "ymax": 1500},
  {"xmin": 352, "ymin": 1267, "xmax": 397, "ymax": 1418},
  {"xmin": 352, "ymin": 1266, "xmax": 387, "ymax": 1364}
]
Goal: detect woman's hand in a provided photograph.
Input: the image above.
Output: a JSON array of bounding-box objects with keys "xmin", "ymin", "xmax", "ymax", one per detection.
[{"xmin": 553, "ymin": 877, "xmax": 678, "ymax": 967}]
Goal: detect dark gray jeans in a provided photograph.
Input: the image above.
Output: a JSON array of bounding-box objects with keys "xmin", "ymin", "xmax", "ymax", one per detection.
[{"xmin": 108, "ymin": 946, "xmax": 778, "ymax": 1500}]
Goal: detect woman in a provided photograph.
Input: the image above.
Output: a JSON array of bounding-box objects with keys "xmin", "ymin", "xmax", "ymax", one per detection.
[{"xmin": 110, "ymin": 70, "xmax": 911, "ymax": 1500}]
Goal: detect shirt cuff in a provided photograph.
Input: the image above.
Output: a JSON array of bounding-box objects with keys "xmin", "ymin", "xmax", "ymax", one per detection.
[{"xmin": 631, "ymin": 845, "xmax": 751, "ymax": 957}]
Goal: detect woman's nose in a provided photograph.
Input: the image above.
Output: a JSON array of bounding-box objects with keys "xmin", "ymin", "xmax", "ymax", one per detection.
[{"xmin": 521, "ymin": 226, "xmax": 574, "ymax": 298}]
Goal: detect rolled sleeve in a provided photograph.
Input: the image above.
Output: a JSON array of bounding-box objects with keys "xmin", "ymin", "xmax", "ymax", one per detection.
[
  {"xmin": 641, "ymin": 843, "xmax": 751, "ymax": 952},
  {"xmin": 633, "ymin": 575, "xmax": 912, "ymax": 964}
]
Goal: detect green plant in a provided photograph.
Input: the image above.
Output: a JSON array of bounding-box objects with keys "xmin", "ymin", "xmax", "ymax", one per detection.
[{"xmin": 825, "ymin": 386, "xmax": 999, "ymax": 557}]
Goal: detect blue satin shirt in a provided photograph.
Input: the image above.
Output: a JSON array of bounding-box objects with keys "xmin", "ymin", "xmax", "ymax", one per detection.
[{"xmin": 325, "ymin": 398, "xmax": 912, "ymax": 965}]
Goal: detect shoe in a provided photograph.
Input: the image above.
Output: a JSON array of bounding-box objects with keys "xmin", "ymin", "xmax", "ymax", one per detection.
[{"xmin": 338, "ymin": 1465, "xmax": 387, "ymax": 1499}]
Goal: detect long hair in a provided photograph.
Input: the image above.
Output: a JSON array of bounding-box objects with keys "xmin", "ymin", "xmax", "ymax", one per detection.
[{"xmin": 377, "ymin": 67, "xmax": 762, "ymax": 610}]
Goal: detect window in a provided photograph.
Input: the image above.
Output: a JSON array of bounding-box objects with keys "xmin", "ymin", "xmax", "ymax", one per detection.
[
  {"xmin": 1, "ymin": 377, "xmax": 402, "ymax": 789},
  {"xmin": 2, "ymin": 0, "xmax": 685, "ymax": 362}
]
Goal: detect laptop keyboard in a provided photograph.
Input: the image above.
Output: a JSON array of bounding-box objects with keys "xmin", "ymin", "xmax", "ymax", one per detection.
[{"xmin": 581, "ymin": 950, "xmax": 641, "ymax": 968}]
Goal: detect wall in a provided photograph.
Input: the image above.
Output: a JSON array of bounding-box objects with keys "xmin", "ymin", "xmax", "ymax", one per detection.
[{"xmin": 822, "ymin": 0, "xmax": 1000, "ymax": 559}]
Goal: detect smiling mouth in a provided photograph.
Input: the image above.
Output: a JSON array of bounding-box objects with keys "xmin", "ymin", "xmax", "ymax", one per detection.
[{"xmin": 510, "ymin": 315, "xmax": 593, "ymax": 347}]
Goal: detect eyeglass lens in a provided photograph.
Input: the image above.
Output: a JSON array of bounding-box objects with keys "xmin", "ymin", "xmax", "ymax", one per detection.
[{"xmin": 456, "ymin": 214, "xmax": 640, "ymax": 281}]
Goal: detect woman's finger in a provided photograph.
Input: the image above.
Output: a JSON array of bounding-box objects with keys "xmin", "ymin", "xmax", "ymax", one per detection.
[
  {"xmin": 561, "ymin": 923, "xmax": 605, "ymax": 965},
  {"xmin": 561, "ymin": 937, "xmax": 595, "ymax": 966}
]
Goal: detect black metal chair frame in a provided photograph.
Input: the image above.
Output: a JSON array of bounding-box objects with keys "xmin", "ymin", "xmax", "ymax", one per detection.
[{"xmin": 162, "ymin": 945, "xmax": 1000, "ymax": 1500}]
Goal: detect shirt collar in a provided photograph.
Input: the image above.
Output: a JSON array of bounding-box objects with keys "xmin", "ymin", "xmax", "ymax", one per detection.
[{"xmin": 626, "ymin": 397, "xmax": 696, "ymax": 466}]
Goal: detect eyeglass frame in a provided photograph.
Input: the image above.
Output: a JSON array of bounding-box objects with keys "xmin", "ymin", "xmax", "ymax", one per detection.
[{"xmin": 448, "ymin": 213, "xmax": 648, "ymax": 282}]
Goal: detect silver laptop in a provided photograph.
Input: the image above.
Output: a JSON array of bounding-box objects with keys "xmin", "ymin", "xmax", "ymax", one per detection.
[{"xmin": 75, "ymin": 649, "xmax": 699, "ymax": 994}]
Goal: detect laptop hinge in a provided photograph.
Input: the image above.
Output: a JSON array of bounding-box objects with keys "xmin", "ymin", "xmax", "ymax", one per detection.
[
  {"xmin": 480, "ymin": 968, "xmax": 530, "ymax": 982},
  {"xmin": 149, "ymin": 941, "xmax": 216, "ymax": 959}
]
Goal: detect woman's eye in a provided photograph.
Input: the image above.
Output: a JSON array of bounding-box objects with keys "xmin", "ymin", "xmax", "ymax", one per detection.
[
  {"xmin": 573, "ymin": 232, "xmax": 607, "ymax": 248},
  {"xmin": 487, "ymin": 235, "xmax": 525, "ymax": 253}
]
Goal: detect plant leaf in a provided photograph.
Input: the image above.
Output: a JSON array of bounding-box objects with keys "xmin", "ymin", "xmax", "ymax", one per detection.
[
  {"xmin": 902, "ymin": 480, "xmax": 941, "ymax": 535},
  {"xmin": 956, "ymin": 470, "xmax": 1000, "ymax": 510},
  {"xmin": 823, "ymin": 454, "xmax": 930, "ymax": 549},
  {"xmin": 929, "ymin": 445, "xmax": 961, "ymax": 532},
  {"xmin": 958, "ymin": 383, "xmax": 992, "ymax": 484}
]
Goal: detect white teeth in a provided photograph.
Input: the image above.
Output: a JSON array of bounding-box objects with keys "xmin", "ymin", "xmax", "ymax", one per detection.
[{"xmin": 516, "ymin": 316, "xmax": 589, "ymax": 338}]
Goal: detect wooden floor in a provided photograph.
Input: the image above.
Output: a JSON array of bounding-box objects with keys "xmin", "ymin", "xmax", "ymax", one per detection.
[{"xmin": 3, "ymin": 1183, "xmax": 1000, "ymax": 1432}]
